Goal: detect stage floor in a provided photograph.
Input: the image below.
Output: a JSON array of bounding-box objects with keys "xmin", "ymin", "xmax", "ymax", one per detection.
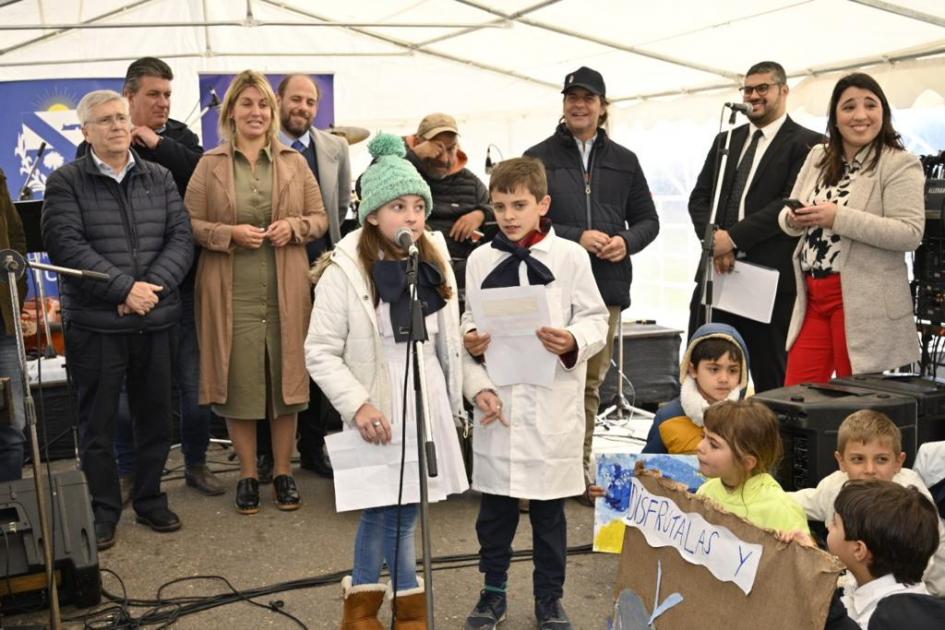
[{"xmin": 11, "ymin": 430, "xmax": 641, "ymax": 629}]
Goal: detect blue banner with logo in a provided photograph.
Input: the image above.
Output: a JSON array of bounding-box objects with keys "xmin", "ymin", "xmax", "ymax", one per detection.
[
  {"xmin": 198, "ymin": 73, "xmax": 334, "ymax": 149},
  {"xmin": 0, "ymin": 78, "xmax": 124, "ymax": 201}
]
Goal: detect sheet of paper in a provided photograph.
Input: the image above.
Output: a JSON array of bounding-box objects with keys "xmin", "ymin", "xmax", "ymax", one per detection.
[
  {"xmin": 470, "ymin": 285, "xmax": 556, "ymax": 387},
  {"xmin": 706, "ymin": 261, "xmax": 779, "ymax": 324},
  {"xmin": 326, "ymin": 428, "xmax": 419, "ymax": 512}
]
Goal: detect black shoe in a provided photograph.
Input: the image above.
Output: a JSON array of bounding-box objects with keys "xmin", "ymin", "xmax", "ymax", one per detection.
[
  {"xmin": 465, "ymin": 588, "xmax": 507, "ymax": 629},
  {"xmin": 535, "ymin": 597, "xmax": 571, "ymax": 629},
  {"xmin": 235, "ymin": 477, "xmax": 260, "ymax": 514},
  {"xmin": 256, "ymin": 454, "xmax": 273, "ymax": 485},
  {"xmin": 95, "ymin": 521, "xmax": 116, "ymax": 551},
  {"xmin": 273, "ymin": 475, "xmax": 301, "ymax": 510},
  {"xmin": 135, "ymin": 507, "xmax": 182, "ymax": 532},
  {"xmin": 299, "ymin": 446, "xmax": 333, "ymax": 478}
]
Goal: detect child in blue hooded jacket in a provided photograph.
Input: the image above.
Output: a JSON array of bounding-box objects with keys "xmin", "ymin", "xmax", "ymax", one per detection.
[{"xmin": 643, "ymin": 323, "xmax": 750, "ymax": 454}]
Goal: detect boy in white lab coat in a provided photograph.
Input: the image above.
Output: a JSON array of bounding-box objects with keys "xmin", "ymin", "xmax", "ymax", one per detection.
[{"xmin": 461, "ymin": 157, "xmax": 608, "ymax": 630}]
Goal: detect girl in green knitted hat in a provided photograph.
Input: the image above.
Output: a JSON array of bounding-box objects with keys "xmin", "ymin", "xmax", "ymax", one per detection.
[{"xmin": 304, "ymin": 132, "xmax": 469, "ymax": 628}]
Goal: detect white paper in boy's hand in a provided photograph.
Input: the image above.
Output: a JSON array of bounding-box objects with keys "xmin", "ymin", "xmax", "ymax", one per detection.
[{"xmin": 471, "ymin": 285, "xmax": 557, "ymax": 388}]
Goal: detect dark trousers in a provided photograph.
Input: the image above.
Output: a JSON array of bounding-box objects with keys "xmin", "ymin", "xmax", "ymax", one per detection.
[
  {"xmin": 688, "ymin": 282, "xmax": 794, "ymax": 394},
  {"xmin": 114, "ymin": 286, "xmax": 211, "ymax": 471},
  {"xmin": 257, "ymin": 377, "xmax": 337, "ymax": 459},
  {"xmin": 476, "ymin": 493, "xmax": 567, "ymax": 600},
  {"xmin": 66, "ymin": 325, "xmax": 175, "ymax": 526}
]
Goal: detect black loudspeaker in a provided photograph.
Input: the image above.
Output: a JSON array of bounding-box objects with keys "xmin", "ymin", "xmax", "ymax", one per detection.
[
  {"xmin": 833, "ymin": 374, "xmax": 945, "ymax": 448},
  {"xmin": 27, "ymin": 382, "xmax": 78, "ymax": 462},
  {"xmin": 599, "ymin": 323, "xmax": 682, "ymax": 409},
  {"xmin": 0, "ymin": 469, "xmax": 101, "ymax": 611},
  {"xmin": 753, "ymin": 383, "xmax": 917, "ymax": 491}
]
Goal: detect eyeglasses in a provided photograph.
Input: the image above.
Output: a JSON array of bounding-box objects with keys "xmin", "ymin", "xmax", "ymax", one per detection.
[
  {"xmin": 739, "ymin": 82, "xmax": 781, "ymax": 96},
  {"xmin": 89, "ymin": 114, "xmax": 130, "ymax": 128}
]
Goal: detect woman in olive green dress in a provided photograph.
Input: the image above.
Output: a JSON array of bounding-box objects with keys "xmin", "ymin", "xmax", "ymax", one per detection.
[{"xmin": 186, "ymin": 70, "xmax": 327, "ymax": 514}]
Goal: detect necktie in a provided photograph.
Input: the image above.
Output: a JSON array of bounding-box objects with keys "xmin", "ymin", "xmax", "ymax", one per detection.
[
  {"xmin": 372, "ymin": 260, "xmax": 446, "ymax": 342},
  {"xmin": 291, "ymin": 139, "xmax": 305, "ymax": 153},
  {"xmin": 481, "ymin": 232, "xmax": 555, "ymax": 289},
  {"xmin": 721, "ymin": 129, "xmax": 763, "ymax": 228}
]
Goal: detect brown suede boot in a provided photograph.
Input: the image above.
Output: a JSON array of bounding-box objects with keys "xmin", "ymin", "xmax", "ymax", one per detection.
[
  {"xmin": 393, "ymin": 578, "xmax": 427, "ymax": 630},
  {"xmin": 340, "ymin": 576, "xmax": 387, "ymax": 630}
]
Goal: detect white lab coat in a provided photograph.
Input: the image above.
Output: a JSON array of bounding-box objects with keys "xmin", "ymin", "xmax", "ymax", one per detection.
[{"xmin": 462, "ymin": 229, "xmax": 608, "ymax": 500}]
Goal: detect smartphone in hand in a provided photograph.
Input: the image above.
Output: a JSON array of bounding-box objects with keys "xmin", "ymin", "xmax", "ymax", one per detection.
[{"xmin": 785, "ymin": 199, "xmax": 806, "ymax": 215}]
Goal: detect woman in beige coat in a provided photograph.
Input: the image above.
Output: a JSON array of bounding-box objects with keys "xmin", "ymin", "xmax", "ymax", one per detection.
[
  {"xmin": 779, "ymin": 72, "xmax": 924, "ymax": 384},
  {"xmin": 185, "ymin": 70, "xmax": 327, "ymax": 513}
]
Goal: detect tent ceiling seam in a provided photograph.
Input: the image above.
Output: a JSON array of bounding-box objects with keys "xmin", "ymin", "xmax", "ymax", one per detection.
[
  {"xmin": 257, "ymin": 0, "xmax": 558, "ymax": 89},
  {"xmin": 848, "ymin": 0, "xmax": 945, "ymax": 29},
  {"xmin": 0, "ymin": 0, "xmax": 157, "ymax": 56},
  {"xmin": 451, "ymin": 0, "xmax": 741, "ymax": 80},
  {"xmin": 413, "ymin": 0, "xmax": 561, "ymax": 49}
]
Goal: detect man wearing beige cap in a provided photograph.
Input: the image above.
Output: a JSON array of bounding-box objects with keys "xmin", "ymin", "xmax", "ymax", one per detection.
[{"xmin": 403, "ymin": 113, "xmax": 493, "ymax": 301}]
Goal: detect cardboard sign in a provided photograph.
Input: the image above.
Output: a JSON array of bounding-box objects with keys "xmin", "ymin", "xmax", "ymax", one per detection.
[
  {"xmin": 623, "ymin": 476, "xmax": 763, "ymax": 594},
  {"xmin": 614, "ymin": 471, "xmax": 844, "ymax": 630}
]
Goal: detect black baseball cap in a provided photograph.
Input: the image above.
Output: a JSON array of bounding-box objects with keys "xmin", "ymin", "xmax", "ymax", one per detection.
[{"xmin": 561, "ymin": 66, "xmax": 606, "ymax": 97}]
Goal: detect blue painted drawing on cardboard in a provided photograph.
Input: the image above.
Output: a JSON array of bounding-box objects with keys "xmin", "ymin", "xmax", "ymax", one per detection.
[{"xmin": 594, "ymin": 453, "xmax": 704, "ymax": 553}]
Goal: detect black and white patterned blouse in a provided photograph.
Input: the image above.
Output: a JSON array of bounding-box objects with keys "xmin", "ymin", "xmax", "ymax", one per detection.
[{"xmin": 799, "ymin": 151, "xmax": 865, "ymax": 274}]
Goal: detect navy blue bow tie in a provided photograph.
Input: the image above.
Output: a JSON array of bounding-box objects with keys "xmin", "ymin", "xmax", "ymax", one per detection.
[
  {"xmin": 481, "ymin": 233, "xmax": 555, "ymax": 289},
  {"xmin": 373, "ymin": 259, "xmax": 446, "ymax": 342}
]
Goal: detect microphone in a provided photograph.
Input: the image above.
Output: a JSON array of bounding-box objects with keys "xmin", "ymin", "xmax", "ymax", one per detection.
[
  {"xmin": 395, "ymin": 227, "xmax": 418, "ymax": 256},
  {"xmin": 208, "ymin": 88, "xmax": 220, "ymax": 108},
  {"xmin": 19, "ymin": 141, "xmax": 47, "ymax": 200},
  {"xmin": 725, "ymin": 102, "xmax": 751, "ymax": 114},
  {"xmin": 485, "ymin": 146, "xmax": 494, "ymax": 174}
]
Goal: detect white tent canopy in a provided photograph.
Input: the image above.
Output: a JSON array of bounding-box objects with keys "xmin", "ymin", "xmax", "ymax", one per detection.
[{"xmin": 2, "ymin": 0, "xmax": 945, "ymax": 133}]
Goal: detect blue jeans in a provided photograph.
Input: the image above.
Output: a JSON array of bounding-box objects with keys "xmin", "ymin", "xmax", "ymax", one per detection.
[
  {"xmin": 0, "ymin": 334, "xmax": 25, "ymax": 482},
  {"xmin": 352, "ymin": 504, "xmax": 419, "ymax": 590},
  {"xmin": 114, "ymin": 286, "xmax": 210, "ymax": 472}
]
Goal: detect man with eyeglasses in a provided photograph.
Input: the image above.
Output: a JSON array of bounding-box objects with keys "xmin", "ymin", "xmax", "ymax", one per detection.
[
  {"xmin": 688, "ymin": 60, "xmax": 823, "ymax": 393},
  {"xmin": 76, "ymin": 58, "xmax": 220, "ymax": 500},
  {"xmin": 42, "ymin": 90, "xmax": 194, "ymax": 550}
]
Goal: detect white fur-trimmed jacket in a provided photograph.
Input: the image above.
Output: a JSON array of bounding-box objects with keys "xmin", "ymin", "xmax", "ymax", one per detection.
[{"xmin": 304, "ymin": 229, "xmax": 466, "ymax": 428}]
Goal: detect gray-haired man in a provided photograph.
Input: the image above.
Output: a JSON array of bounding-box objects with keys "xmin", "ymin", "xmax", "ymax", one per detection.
[{"xmin": 43, "ymin": 90, "xmax": 194, "ymax": 550}]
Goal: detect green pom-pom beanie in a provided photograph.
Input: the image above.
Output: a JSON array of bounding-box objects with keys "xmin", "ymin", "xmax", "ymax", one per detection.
[{"xmin": 358, "ymin": 132, "xmax": 434, "ymax": 225}]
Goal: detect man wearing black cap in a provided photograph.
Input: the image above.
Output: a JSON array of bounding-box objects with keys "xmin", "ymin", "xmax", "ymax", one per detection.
[{"xmin": 525, "ymin": 66, "xmax": 659, "ymax": 505}]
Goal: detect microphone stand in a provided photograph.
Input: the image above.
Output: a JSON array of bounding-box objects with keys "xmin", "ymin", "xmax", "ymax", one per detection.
[
  {"xmin": 404, "ymin": 248, "xmax": 437, "ymax": 628},
  {"xmin": 29, "ymin": 257, "xmax": 58, "ymax": 360},
  {"xmin": 18, "ymin": 142, "xmax": 47, "ymax": 201},
  {"xmin": 0, "ymin": 249, "xmax": 109, "ymax": 630},
  {"xmin": 184, "ymin": 90, "xmax": 220, "ymax": 128},
  {"xmin": 698, "ymin": 105, "xmax": 742, "ymax": 325}
]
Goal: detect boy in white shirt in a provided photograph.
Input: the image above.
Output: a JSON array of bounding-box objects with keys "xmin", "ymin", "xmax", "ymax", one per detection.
[
  {"xmin": 789, "ymin": 409, "xmax": 945, "ymax": 596},
  {"xmin": 827, "ymin": 480, "xmax": 940, "ymax": 629}
]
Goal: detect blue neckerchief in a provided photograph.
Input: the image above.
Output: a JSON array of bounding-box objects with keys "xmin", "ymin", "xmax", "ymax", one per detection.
[
  {"xmin": 372, "ymin": 259, "xmax": 446, "ymax": 342},
  {"xmin": 480, "ymin": 231, "xmax": 555, "ymax": 288}
]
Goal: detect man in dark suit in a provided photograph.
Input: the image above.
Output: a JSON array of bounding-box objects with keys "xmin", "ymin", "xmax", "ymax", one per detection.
[{"xmin": 689, "ymin": 60, "xmax": 823, "ymax": 393}]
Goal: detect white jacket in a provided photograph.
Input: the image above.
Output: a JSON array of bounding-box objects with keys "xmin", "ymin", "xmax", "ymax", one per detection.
[
  {"xmin": 462, "ymin": 229, "xmax": 608, "ymax": 500},
  {"xmin": 789, "ymin": 468, "xmax": 945, "ymax": 596},
  {"xmin": 304, "ymin": 229, "xmax": 466, "ymax": 428}
]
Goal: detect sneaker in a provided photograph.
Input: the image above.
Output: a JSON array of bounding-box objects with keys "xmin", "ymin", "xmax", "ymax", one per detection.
[
  {"xmin": 465, "ymin": 589, "xmax": 507, "ymax": 629},
  {"xmin": 535, "ymin": 597, "xmax": 571, "ymax": 629}
]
